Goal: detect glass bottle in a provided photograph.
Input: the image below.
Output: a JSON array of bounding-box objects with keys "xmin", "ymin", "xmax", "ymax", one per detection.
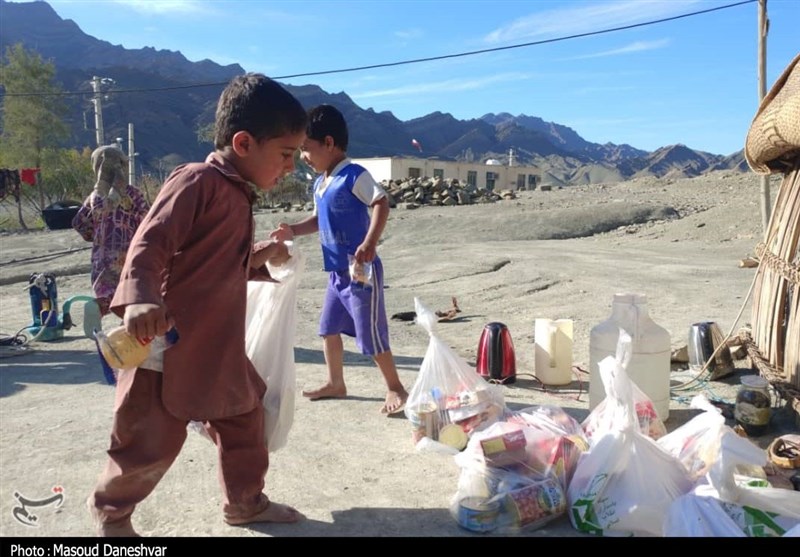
[{"xmin": 734, "ymin": 375, "xmax": 771, "ymax": 436}]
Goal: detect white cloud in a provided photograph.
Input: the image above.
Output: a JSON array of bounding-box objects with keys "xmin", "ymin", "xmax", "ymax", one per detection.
[
  {"xmin": 394, "ymin": 28, "xmax": 424, "ymax": 40},
  {"xmin": 566, "ymin": 39, "xmax": 671, "ymax": 60},
  {"xmin": 110, "ymin": 0, "xmax": 211, "ymax": 15},
  {"xmin": 484, "ymin": 0, "xmax": 701, "ymax": 44},
  {"xmin": 352, "ymin": 72, "xmax": 536, "ymax": 100}
]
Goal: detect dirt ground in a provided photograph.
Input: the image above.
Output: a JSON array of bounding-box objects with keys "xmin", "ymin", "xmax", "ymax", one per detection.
[{"xmin": 0, "ymin": 170, "xmax": 797, "ymax": 538}]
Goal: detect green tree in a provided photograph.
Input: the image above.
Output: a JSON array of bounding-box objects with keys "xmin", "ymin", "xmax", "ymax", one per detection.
[
  {"xmin": 0, "ymin": 43, "xmax": 69, "ymax": 228},
  {"xmin": 39, "ymin": 147, "xmax": 94, "ymax": 202}
]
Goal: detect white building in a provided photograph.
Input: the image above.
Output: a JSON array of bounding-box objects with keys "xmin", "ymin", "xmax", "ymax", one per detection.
[{"xmin": 350, "ymin": 156, "xmax": 540, "ymax": 191}]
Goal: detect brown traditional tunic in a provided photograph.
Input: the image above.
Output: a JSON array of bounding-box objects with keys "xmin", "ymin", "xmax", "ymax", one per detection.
[{"xmin": 111, "ymin": 152, "xmax": 267, "ymax": 421}]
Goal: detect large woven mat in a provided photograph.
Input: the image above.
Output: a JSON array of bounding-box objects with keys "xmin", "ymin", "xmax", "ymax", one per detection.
[{"xmin": 745, "ymin": 53, "xmax": 800, "ymax": 174}]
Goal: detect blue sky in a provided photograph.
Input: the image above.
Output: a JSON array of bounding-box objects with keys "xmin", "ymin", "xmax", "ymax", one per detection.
[{"xmin": 36, "ymin": 0, "xmax": 800, "ymax": 155}]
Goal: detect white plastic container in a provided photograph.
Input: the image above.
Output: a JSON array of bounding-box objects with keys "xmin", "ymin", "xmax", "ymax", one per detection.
[
  {"xmin": 589, "ymin": 293, "xmax": 672, "ymax": 420},
  {"xmin": 534, "ymin": 318, "xmax": 574, "ymax": 386}
]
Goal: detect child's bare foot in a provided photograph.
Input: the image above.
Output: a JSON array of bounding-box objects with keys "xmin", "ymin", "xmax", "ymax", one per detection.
[
  {"xmin": 225, "ymin": 501, "xmax": 304, "ymax": 525},
  {"xmin": 302, "ymin": 383, "xmax": 347, "ymax": 400},
  {"xmin": 381, "ymin": 390, "xmax": 408, "ymax": 415}
]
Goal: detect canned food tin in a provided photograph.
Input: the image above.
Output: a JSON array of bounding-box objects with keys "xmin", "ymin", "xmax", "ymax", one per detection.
[
  {"xmin": 503, "ymin": 478, "xmax": 565, "ymax": 528},
  {"xmin": 457, "ymin": 497, "xmax": 500, "ymax": 533},
  {"xmin": 407, "ymin": 402, "xmax": 436, "ymax": 427},
  {"xmin": 419, "ymin": 407, "xmax": 440, "ymax": 440}
]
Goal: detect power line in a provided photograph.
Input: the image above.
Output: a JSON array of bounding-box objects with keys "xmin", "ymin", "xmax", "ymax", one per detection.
[{"xmin": 1, "ymin": 0, "xmax": 756, "ymax": 98}]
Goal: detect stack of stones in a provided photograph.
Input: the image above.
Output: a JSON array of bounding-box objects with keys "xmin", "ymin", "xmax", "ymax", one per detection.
[
  {"xmin": 381, "ymin": 177, "xmax": 517, "ymax": 210},
  {"xmin": 265, "ymin": 176, "xmax": 518, "ymax": 212}
]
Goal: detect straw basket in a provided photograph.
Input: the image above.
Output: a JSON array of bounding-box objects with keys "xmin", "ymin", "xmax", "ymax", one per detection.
[{"xmin": 742, "ymin": 53, "xmax": 800, "ymax": 419}]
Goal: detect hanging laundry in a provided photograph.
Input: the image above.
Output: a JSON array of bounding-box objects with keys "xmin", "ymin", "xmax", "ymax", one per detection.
[
  {"xmin": 0, "ymin": 169, "xmax": 22, "ymax": 202},
  {"xmin": 20, "ymin": 168, "xmax": 40, "ymax": 186}
]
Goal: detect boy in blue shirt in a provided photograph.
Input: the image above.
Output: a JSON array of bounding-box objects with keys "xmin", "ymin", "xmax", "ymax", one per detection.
[{"xmin": 271, "ymin": 105, "xmax": 408, "ymax": 415}]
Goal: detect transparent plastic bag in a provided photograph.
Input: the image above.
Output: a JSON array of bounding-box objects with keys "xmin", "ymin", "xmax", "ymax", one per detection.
[
  {"xmin": 505, "ymin": 405, "xmax": 589, "ymax": 491},
  {"xmin": 189, "ymin": 243, "xmax": 304, "ymax": 449},
  {"xmin": 347, "ymin": 253, "xmax": 372, "ymax": 286},
  {"xmin": 405, "ymin": 297, "xmax": 504, "ymax": 449},
  {"xmin": 244, "ymin": 242, "xmax": 304, "ymax": 453},
  {"xmin": 451, "ymin": 422, "xmax": 567, "ymax": 533}
]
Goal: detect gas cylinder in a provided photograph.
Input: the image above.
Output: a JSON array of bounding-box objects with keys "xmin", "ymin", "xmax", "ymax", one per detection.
[{"xmin": 589, "ymin": 293, "xmax": 671, "ymax": 420}]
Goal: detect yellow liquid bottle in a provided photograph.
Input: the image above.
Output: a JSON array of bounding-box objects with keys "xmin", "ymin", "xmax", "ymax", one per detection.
[{"xmin": 95, "ymin": 326, "xmax": 152, "ymax": 369}]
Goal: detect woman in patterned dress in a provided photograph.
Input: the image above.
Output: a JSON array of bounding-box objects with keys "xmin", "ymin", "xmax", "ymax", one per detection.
[{"xmin": 72, "ymin": 145, "xmax": 150, "ymax": 317}]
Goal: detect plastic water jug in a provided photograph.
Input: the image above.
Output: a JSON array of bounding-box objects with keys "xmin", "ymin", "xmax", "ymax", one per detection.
[
  {"xmin": 588, "ymin": 293, "xmax": 671, "ymax": 420},
  {"xmin": 534, "ymin": 318, "xmax": 573, "ymax": 386}
]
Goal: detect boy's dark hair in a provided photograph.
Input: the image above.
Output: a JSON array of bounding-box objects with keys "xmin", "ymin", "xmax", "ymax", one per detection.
[
  {"xmin": 307, "ymin": 104, "xmax": 349, "ymax": 150},
  {"xmin": 214, "ymin": 73, "xmax": 307, "ymax": 150}
]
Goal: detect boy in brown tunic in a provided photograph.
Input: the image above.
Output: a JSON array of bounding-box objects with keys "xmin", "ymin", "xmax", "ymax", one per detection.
[{"xmin": 88, "ymin": 74, "xmax": 307, "ymax": 537}]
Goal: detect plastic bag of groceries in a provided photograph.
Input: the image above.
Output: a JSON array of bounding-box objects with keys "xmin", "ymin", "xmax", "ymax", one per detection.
[
  {"xmin": 582, "ymin": 332, "xmax": 667, "ymax": 441},
  {"xmin": 450, "ymin": 421, "xmax": 567, "ymax": 533},
  {"xmin": 505, "ymin": 405, "xmax": 589, "ymax": 491},
  {"xmin": 567, "ymin": 332, "xmax": 693, "ymax": 536},
  {"xmin": 657, "ymin": 394, "xmax": 728, "ymax": 481},
  {"xmin": 405, "ymin": 297, "xmax": 504, "ymax": 450},
  {"xmin": 664, "ymin": 427, "xmax": 800, "ymax": 537}
]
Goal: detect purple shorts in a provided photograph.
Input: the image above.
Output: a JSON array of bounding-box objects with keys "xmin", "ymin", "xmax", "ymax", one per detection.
[{"xmin": 318, "ymin": 258, "xmax": 391, "ymax": 355}]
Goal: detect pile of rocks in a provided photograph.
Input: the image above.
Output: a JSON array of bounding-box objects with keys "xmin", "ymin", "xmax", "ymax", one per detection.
[
  {"xmin": 261, "ymin": 176, "xmax": 519, "ymax": 213},
  {"xmin": 382, "ymin": 176, "xmax": 517, "ymax": 209}
]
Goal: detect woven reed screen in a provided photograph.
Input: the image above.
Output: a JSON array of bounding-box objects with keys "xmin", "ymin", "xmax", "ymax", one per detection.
[
  {"xmin": 745, "ymin": 53, "xmax": 800, "ymax": 413},
  {"xmin": 749, "ymin": 164, "xmax": 800, "ymax": 412}
]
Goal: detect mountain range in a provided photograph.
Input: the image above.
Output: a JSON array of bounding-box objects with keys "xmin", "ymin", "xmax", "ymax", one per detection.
[{"xmin": 0, "ymin": 0, "xmax": 748, "ymax": 184}]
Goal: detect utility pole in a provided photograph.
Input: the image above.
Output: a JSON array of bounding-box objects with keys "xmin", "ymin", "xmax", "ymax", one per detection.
[
  {"xmin": 90, "ymin": 76, "xmax": 105, "ymax": 147},
  {"xmin": 128, "ymin": 123, "xmax": 136, "ymax": 186},
  {"xmin": 758, "ymin": 0, "xmax": 770, "ymax": 233}
]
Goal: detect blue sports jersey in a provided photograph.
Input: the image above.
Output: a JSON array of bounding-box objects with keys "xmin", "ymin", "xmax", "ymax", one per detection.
[{"xmin": 315, "ymin": 163, "xmax": 374, "ymax": 271}]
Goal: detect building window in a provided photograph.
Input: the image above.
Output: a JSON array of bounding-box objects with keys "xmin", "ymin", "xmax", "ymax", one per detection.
[
  {"xmin": 517, "ymin": 173, "xmax": 525, "ymax": 189},
  {"xmin": 486, "ymin": 171, "xmax": 496, "ymax": 191},
  {"xmin": 528, "ymin": 174, "xmax": 538, "ymax": 188},
  {"xmin": 433, "ymin": 168, "xmax": 444, "ymax": 179},
  {"xmin": 467, "ymin": 171, "xmax": 477, "ymax": 187},
  {"xmin": 408, "ymin": 167, "xmax": 421, "ymax": 179}
]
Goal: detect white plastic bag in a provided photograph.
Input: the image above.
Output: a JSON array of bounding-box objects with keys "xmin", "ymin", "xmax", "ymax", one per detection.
[
  {"xmin": 663, "ymin": 494, "xmax": 746, "ymax": 537},
  {"xmin": 582, "ymin": 330, "xmax": 666, "ymax": 441},
  {"xmin": 707, "ymin": 429, "xmax": 800, "ymax": 517},
  {"xmin": 664, "ymin": 428, "xmax": 800, "ymax": 537},
  {"xmin": 245, "ymin": 242, "xmax": 304, "ymax": 453},
  {"xmin": 567, "ymin": 332, "xmax": 693, "ymax": 536},
  {"xmin": 657, "ymin": 394, "xmax": 727, "ymax": 481}
]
